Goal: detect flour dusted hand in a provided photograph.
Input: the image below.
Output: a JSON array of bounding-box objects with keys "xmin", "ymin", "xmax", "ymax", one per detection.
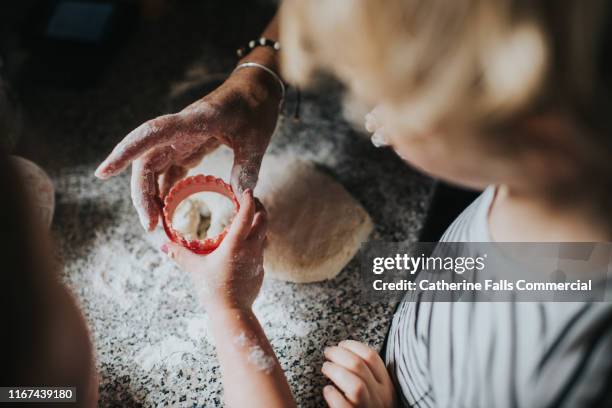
[
  {"xmin": 95, "ymin": 69, "xmax": 280, "ymax": 231},
  {"xmin": 161, "ymin": 189, "xmax": 267, "ymax": 312}
]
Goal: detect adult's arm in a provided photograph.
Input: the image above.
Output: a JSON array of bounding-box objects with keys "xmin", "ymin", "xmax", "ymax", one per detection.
[{"xmin": 95, "ymin": 14, "xmax": 282, "ymax": 231}]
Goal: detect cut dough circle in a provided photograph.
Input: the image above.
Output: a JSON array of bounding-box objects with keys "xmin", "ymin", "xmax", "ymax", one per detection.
[
  {"xmin": 162, "ymin": 175, "xmax": 238, "ymax": 254},
  {"xmin": 171, "ymin": 192, "xmax": 235, "ymax": 241},
  {"xmin": 177, "ymin": 147, "xmax": 373, "ymax": 283}
]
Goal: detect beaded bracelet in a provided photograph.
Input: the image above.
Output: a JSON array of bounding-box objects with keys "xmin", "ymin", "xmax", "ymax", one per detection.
[
  {"xmin": 236, "ymin": 37, "xmax": 281, "ymax": 58},
  {"xmin": 235, "ymin": 38, "xmax": 301, "ymax": 120}
]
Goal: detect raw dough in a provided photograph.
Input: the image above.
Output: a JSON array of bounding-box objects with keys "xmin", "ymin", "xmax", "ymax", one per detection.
[{"xmin": 177, "ymin": 146, "xmax": 373, "ymax": 283}]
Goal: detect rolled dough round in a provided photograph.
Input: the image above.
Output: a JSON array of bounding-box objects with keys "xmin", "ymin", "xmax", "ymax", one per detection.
[{"xmin": 175, "ymin": 147, "xmax": 373, "ymax": 283}]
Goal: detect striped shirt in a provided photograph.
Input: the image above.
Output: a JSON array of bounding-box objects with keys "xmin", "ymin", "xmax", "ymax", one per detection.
[{"xmin": 385, "ymin": 186, "xmax": 612, "ymax": 407}]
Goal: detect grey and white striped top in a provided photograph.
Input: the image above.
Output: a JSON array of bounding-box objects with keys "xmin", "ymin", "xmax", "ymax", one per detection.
[{"xmin": 385, "ymin": 187, "xmax": 612, "ymax": 407}]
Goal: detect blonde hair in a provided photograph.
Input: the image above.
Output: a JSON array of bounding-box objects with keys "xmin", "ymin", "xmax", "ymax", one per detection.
[{"xmin": 280, "ymin": 0, "xmax": 612, "ymax": 222}]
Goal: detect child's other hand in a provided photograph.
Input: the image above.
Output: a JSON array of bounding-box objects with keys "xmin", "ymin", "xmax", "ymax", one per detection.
[
  {"xmin": 322, "ymin": 340, "xmax": 396, "ymax": 408},
  {"xmin": 161, "ymin": 189, "xmax": 267, "ymax": 312}
]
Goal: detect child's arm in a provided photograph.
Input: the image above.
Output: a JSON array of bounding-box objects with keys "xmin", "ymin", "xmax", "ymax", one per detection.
[
  {"xmin": 162, "ymin": 190, "xmax": 295, "ymax": 408},
  {"xmin": 207, "ymin": 307, "xmax": 294, "ymax": 407}
]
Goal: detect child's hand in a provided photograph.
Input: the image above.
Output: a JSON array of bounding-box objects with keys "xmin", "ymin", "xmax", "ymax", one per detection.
[
  {"xmin": 161, "ymin": 189, "xmax": 267, "ymax": 312},
  {"xmin": 322, "ymin": 340, "xmax": 397, "ymax": 408}
]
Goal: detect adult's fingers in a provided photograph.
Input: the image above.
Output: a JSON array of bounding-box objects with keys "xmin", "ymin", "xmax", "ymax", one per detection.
[
  {"xmin": 178, "ymin": 137, "xmax": 221, "ymax": 168},
  {"xmin": 338, "ymin": 341, "xmax": 388, "ymax": 384},
  {"xmin": 323, "ymin": 385, "xmax": 354, "ymax": 408},
  {"xmin": 160, "ymin": 165, "xmax": 187, "ymax": 198},
  {"xmin": 324, "ymin": 346, "xmax": 377, "ymax": 387},
  {"xmin": 321, "ymin": 362, "xmax": 370, "ymax": 406},
  {"xmin": 160, "ymin": 138, "xmax": 221, "ymax": 198},
  {"xmin": 131, "ymin": 158, "xmax": 160, "ymax": 231},
  {"xmin": 230, "ymin": 148, "xmax": 264, "ymax": 197},
  {"xmin": 130, "ymin": 147, "xmax": 174, "ymax": 230},
  {"xmin": 95, "ymin": 114, "xmax": 182, "ymax": 179},
  {"xmin": 227, "ymin": 189, "xmax": 255, "ymax": 241}
]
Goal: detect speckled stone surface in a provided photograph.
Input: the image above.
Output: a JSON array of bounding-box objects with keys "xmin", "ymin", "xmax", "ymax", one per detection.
[{"xmin": 16, "ymin": 2, "xmax": 434, "ymax": 406}]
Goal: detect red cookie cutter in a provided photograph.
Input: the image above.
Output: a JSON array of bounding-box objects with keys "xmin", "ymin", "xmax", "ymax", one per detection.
[{"xmin": 161, "ymin": 175, "xmax": 239, "ymax": 254}]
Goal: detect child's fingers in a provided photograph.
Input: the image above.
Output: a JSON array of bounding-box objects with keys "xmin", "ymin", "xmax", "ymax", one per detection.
[
  {"xmin": 323, "ymin": 385, "xmax": 354, "ymax": 408},
  {"xmin": 321, "ymin": 362, "xmax": 369, "ymax": 405},
  {"xmin": 228, "ymin": 189, "xmax": 256, "ymax": 241},
  {"xmin": 247, "ymin": 199, "xmax": 268, "ymax": 242},
  {"xmin": 324, "ymin": 346, "xmax": 377, "ymax": 387},
  {"xmin": 338, "ymin": 340, "xmax": 388, "ymax": 384},
  {"xmin": 161, "ymin": 241, "xmax": 201, "ymax": 272}
]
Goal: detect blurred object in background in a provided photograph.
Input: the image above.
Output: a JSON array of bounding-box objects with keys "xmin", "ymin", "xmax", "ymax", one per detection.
[
  {"xmin": 9, "ymin": 156, "xmax": 55, "ymax": 228},
  {"xmin": 0, "ymin": 58, "xmax": 23, "ymax": 151},
  {"xmin": 0, "ymin": 1, "xmax": 32, "ymax": 151},
  {"xmin": 167, "ymin": 69, "xmax": 226, "ymax": 111},
  {"xmin": 19, "ymin": 0, "xmax": 138, "ymax": 87},
  {"xmin": 138, "ymin": 0, "xmax": 167, "ymax": 20}
]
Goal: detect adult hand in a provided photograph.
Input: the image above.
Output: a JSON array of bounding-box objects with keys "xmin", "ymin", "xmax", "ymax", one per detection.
[{"xmin": 95, "ymin": 68, "xmax": 281, "ymax": 230}]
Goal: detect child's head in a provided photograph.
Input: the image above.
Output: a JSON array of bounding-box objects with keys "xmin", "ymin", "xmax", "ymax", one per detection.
[{"xmin": 280, "ymin": 0, "xmax": 612, "ymax": 230}]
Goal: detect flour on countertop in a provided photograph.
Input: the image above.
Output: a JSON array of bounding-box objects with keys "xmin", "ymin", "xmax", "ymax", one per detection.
[
  {"xmin": 184, "ymin": 315, "xmax": 212, "ymax": 344},
  {"xmin": 136, "ymin": 336, "xmax": 197, "ymax": 371}
]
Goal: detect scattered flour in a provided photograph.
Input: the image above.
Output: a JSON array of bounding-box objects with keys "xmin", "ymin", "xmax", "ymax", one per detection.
[
  {"xmin": 88, "ymin": 241, "xmax": 146, "ymax": 310},
  {"xmin": 289, "ymin": 321, "xmax": 313, "ymax": 338},
  {"xmin": 136, "ymin": 336, "xmax": 197, "ymax": 371},
  {"xmin": 253, "ymin": 298, "xmax": 314, "ymax": 338},
  {"xmin": 184, "ymin": 315, "xmax": 212, "ymax": 344}
]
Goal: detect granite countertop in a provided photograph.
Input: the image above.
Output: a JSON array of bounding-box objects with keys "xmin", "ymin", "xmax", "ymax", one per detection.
[{"xmin": 16, "ymin": 2, "xmax": 433, "ymax": 406}]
